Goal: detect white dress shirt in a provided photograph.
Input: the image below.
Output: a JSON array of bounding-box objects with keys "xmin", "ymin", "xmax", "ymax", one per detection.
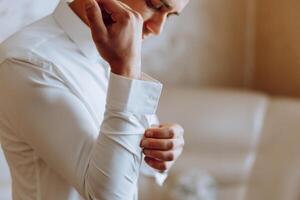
[{"xmin": 0, "ymin": 1, "xmax": 167, "ymax": 199}]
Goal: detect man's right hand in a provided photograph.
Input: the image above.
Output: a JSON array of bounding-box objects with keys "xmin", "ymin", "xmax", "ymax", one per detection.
[{"xmin": 85, "ymin": 0, "xmax": 143, "ymax": 79}]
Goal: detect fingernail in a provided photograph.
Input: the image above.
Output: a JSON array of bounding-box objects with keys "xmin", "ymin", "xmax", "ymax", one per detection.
[
  {"xmin": 141, "ymin": 140, "xmax": 148, "ymax": 147},
  {"xmin": 145, "ymin": 131, "xmax": 152, "ymax": 137}
]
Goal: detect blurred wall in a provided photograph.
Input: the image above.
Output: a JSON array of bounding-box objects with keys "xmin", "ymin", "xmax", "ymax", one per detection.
[
  {"xmin": 253, "ymin": 0, "xmax": 300, "ymax": 97},
  {"xmin": 143, "ymin": 0, "xmax": 251, "ymax": 86}
]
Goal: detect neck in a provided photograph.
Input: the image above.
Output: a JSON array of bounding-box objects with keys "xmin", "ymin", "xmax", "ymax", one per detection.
[{"xmin": 69, "ymin": 0, "xmax": 90, "ymax": 26}]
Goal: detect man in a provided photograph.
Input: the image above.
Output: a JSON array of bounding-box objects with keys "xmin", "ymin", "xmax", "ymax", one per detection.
[{"xmin": 0, "ymin": 0, "xmax": 189, "ymax": 199}]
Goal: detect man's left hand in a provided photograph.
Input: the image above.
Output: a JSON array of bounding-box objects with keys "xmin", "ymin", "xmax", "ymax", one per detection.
[{"xmin": 140, "ymin": 123, "xmax": 185, "ymax": 172}]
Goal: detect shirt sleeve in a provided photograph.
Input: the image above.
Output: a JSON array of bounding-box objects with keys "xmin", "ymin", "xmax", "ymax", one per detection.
[{"xmin": 0, "ymin": 58, "xmax": 163, "ymax": 200}]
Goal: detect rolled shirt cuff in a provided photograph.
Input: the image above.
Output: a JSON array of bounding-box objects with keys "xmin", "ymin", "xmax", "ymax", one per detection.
[
  {"xmin": 105, "ymin": 72, "xmax": 167, "ymax": 184},
  {"xmin": 106, "ymin": 72, "xmax": 163, "ymax": 115}
]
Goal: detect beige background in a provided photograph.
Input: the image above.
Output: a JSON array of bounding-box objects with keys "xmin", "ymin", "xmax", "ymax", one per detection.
[
  {"xmin": 253, "ymin": 0, "xmax": 300, "ymax": 97},
  {"xmin": 143, "ymin": 0, "xmax": 250, "ymax": 87},
  {"xmin": 144, "ymin": 0, "xmax": 300, "ymax": 97}
]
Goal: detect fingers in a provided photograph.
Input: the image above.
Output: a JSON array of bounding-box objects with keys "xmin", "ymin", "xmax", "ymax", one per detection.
[
  {"xmin": 145, "ymin": 128, "xmax": 173, "ymax": 139},
  {"xmin": 98, "ymin": 0, "xmax": 127, "ymax": 19},
  {"xmin": 117, "ymin": 0, "xmax": 141, "ymax": 17},
  {"xmin": 145, "ymin": 124, "xmax": 184, "ymax": 139},
  {"xmin": 85, "ymin": 0, "xmax": 107, "ymax": 37},
  {"xmin": 143, "ymin": 149, "xmax": 182, "ymax": 162},
  {"xmin": 142, "ymin": 124, "xmax": 185, "ymax": 171},
  {"xmin": 140, "ymin": 138, "xmax": 184, "ymax": 150},
  {"xmin": 144, "ymin": 157, "xmax": 171, "ymax": 171}
]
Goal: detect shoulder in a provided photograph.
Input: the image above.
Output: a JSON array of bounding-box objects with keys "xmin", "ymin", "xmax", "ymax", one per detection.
[
  {"xmin": 0, "ymin": 14, "xmax": 74, "ymax": 67},
  {"xmin": 0, "ymin": 15, "xmax": 70, "ymax": 90},
  {"xmin": 0, "ymin": 13, "xmax": 82, "ymax": 82}
]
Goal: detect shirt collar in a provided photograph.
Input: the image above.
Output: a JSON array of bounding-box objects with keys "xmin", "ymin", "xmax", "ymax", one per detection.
[{"xmin": 53, "ymin": 1, "xmax": 99, "ymax": 62}]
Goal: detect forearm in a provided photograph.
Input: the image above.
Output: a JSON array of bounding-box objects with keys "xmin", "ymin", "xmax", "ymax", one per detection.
[
  {"xmin": 83, "ymin": 72, "xmax": 162, "ymax": 199},
  {"xmin": 85, "ymin": 112, "xmax": 144, "ymax": 199}
]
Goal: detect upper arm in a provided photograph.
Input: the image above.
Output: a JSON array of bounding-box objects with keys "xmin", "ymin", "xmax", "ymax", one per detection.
[
  {"xmin": 0, "ymin": 58, "xmax": 164, "ymax": 199},
  {"xmin": 0, "ymin": 58, "xmax": 97, "ymax": 196}
]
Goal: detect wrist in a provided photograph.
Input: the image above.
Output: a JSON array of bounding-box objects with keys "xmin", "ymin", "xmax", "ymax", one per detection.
[{"xmin": 110, "ymin": 63, "xmax": 141, "ymax": 79}]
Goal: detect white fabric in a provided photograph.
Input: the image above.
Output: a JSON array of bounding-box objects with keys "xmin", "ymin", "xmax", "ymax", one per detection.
[{"xmin": 0, "ymin": 1, "xmax": 167, "ymax": 200}]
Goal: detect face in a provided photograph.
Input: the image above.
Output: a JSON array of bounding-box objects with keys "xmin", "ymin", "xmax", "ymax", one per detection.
[{"xmin": 120, "ymin": 0, "xmax": 190, "ymax": 39}]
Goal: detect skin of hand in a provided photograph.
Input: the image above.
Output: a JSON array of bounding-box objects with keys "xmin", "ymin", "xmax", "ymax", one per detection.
[
  {"xmin": 85, "ymin": 0, "xmax": 143, "ymax": 79},
  {"xmin": 75, "ymin": 0, "xmax": 189, "ymax": 172},
  {"xmin": 140, "ymin": 124, "xmax": 185, "ymax": 172}
]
